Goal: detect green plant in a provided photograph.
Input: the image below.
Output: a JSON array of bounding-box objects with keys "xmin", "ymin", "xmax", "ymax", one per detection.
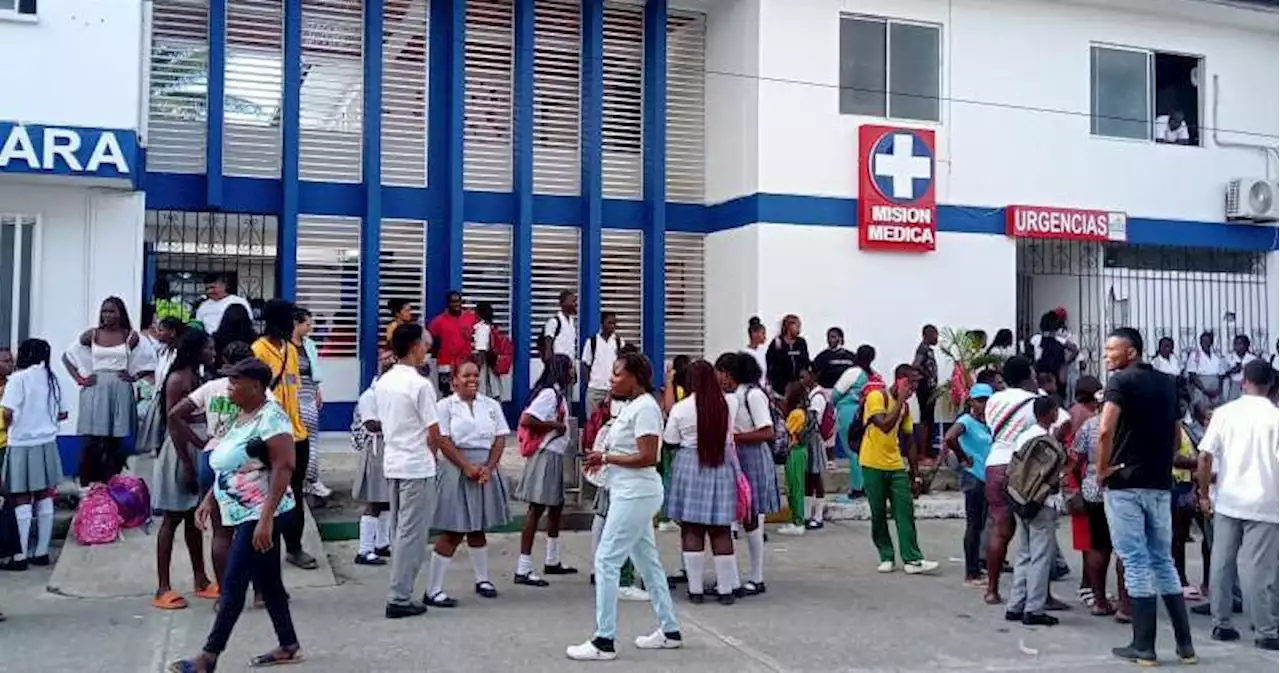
[{"xmin": 929, "ymin": 327, "xmax": 1003, "ymax": 406}]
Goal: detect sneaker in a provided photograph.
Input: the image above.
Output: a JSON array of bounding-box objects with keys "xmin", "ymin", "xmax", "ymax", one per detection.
[
  {"xmin": 656, "ymin": 521, "xmax": 680, "ymax": 533},
  {"xmin": 354, "ymin": 552, "xmax": 386, "ymax": 566},
  {"xmin": 618, "ymin": 586, "xmax": 651, "ymax": 602},
  {"xmin": 385, "ymin": 602, "xmax": 428, "ymax": 619},
  {"xmin": 1022, "ymin": 613, "xmax": 1059, "ymax": 626},
  {"xmin": 310, "ymin": 480, "xmax": 333, "ymax": 498},
  {"xmin": 876, "ymin": 561, "xmax": 895, "ymax": 573},
  {"xmin": 776, "ymin": 523, "xmax": 806, "ymax": 536},
  {"xmin": 635, "ymin": 630, "xmax": 683, "ymax": 650},
  {"xmin": 904, "ymin": 560, "xmax": 939, "ymax": 575},
  {"xmin": 566, "ymin": 639, "xmax": 617, "ymax": 661},
  {"xmin": 1212, "ymin": 626, "xmax": 1241, "ymax": 642}
]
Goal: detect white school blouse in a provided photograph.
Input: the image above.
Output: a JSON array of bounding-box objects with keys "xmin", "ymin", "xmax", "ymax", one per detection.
[{"xmin": 437, "ymin": 394, "xmax": 509, "ymax": 450}]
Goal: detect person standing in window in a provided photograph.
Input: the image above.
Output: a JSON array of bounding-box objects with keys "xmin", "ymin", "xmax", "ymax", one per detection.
[
  {"xmin": 428, "ymin": 291, "xmax": 478, "ymax": 398},
  {"xmin": 1154, "ymin": 109, "xmax": 1192, "ymax": 145},
  {"xmin": 1223, "ymin": 334, "xmax": 1257, "ymax": 403},
  {"xmin": 1186, "ymin": 331, "xmax": 1225, "ymax": 408},
  {"xmin": 765, "ymin": 314, "xmax": 810, "ymax": 397},
  {"xmin": 812, "ymin": 327, "xmax": 856, "ymax": 390},
  {"xmin": 582, "ymin": 312, "xmax": 625, "ymax": 413},
  {"xmin": 471, "ymin": 301, "xmax": 500, "ymax": 398},
  {"xmin": 251, "ymin": 299, "xmax": 317, "ymax": 572},
  {"xmin": 194, "ymin": 273, "xmax": 252, "ymax": 334},
  {"xmin": 742, "ymin": 317, "xmax": 769, "ymax": 391}
]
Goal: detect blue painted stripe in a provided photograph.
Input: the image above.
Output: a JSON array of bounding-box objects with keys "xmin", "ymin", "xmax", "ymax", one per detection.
[
  {"xmin": 511, "ymin": 0, "xmax": 535, "ymax": 420},
  {"xmin": 205, "ymin": 0, "xmax": 226, "ymax": 208},
  {"xmin": 445, "ymin": 0, "xmax": 467, "ymax": 304},
  {"xmin": 279, "ymin": 0, "xmax": 302, "ymax": 301},
  {"xmin": 426, "ymin": 0, "xmax": 453, "ymax": 316},
  {"xmin": 360, "ymin": 0, "xmax": 384, "ymax": 388},
  {"xmin": 580, "ymin": 0, "xmax": 604, "ymax": 348},
  {"xmin": 641, "ymin": 0, "xmax": 667, "ymax": 374}
]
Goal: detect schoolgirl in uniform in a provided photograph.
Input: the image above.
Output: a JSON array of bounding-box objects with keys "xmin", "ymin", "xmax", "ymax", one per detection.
[
  {"xmin": 425, "ymin": 358, "xmax": 511, "ymax": 605},
  {"xmin": 778, "ymin": 382, "xmax": 812, "ymax": 537},
  {"xmin": 351, "ymin": 369, "xmax": 392, "ymax": 566},
  {"xmin": 513, "ymin": 354, "xmax": 578, "ymax": 585},
  {"xmin": 799, "ymin": 367, "xmax": 830, "ymax": 530}
]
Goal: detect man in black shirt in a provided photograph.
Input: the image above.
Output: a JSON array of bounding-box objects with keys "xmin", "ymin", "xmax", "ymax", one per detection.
[
  {"xmin": 812, "ymin": 327, "xmax": 856, "ymax": 389},
  {"xmin": 1097, "ymin": 327, "xmax": 1195, "ymax": 666}
]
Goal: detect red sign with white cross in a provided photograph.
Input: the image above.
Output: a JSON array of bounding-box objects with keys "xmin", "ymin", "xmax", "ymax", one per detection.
[{"xmin": 858, "ymin": 125, "xmax": 937, "ymax": 252}]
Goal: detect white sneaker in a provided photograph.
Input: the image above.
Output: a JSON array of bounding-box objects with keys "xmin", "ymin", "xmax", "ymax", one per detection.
[
  {"xmin": 634, "ymin": 630, "xmax": 683, "ymax": 650},
  {"xmin": 904, "ymin": 559, "xmax": 939, "ymax": 575},
  {"xmin": 776, "ymin": 523, "xmax": 806, "ymax": 536},
  {"xmin": 310, "ymin": 480, "xmax": 333, "ymax": 498},
  {"xmin": 876, "ymin": 561, "xmax": 895, "ymax": 573},
  {"xmin": 618, "ymin": 586, "xmax": 651, "ymax": 602},
  {"xmin": 566, "ymin": 641, "xmax": 617, "ymax": 661},
  {"xmin": 656, "ymin": 521, "xmax": 680, "ymax": 533}
]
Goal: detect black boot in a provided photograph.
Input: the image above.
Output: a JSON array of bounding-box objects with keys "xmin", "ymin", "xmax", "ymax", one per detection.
[
  {"xmin": 1112, "ymin": 596, "xmax": 1158, "ymax": 666},
  {"xmin": 1162, "ymin": 593, "xmax": 1197, "ymax": 664}
]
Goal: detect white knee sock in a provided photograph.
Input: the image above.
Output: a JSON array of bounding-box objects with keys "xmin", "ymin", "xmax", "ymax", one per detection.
[
  {"xmin": 804, "ymin": 496, "xmax": 815, "ymax": 520},
  {"xmin": 375, "ymin": 511, "xmax": 391, "ymax": 549},
  {"xmin": 813, "ymin": 497, "xmax": 824, "ymax": 523},
  {"xmin": 591, "ymin": 515, "xmax": 604, "ymax": 564},
  {"xmin": 747, "ymin": 516, "xmax": 766, "ymax": 584},
  {"xmin": 14, "ymin": 504, "xmax": 31, "ymax": 560},
  {"xmin": 546, "ymin": 536, "xmax": 561, "ymax": 566},
  {"xmin": 427, "ymin": 552, "xmax": 451, "ymax": 598},
  {"xmin": 714, "ymin": 555, "xmax": 738, "ymax": 595},
  {"xmin": 469, "ymin": 546, "xmax": 490, "ymax": 583},
  {"xmin": 683, "ymin": 552, "xmax": 707, "ymax": 595},
  {"xmin": 517, "ymin": 553, "xmax": 534, "ymax": 576},
  {"xmin": 358, "ymin": 515, "xmax": 377, "ymax": 555},
  {"xmin": 35, "ymin": 498, "xmax": 54, "ymax": 557}
]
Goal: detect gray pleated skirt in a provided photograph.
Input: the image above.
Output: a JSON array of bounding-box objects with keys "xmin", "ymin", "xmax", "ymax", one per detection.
[
  {"xmin": 515, "ymin": 448, "xmax": 565, "ymax": 507},
  {"xmin": 737, "ymin": 441, "xmax": 782, "ymax": 516},
  {"xmin": 666, "ymin": 448, "xmax": 738, "ymax": 526},
  {"xmin": 352, "ymin": 436, "xmax": 391, "ymax": 504},
  {"xmin": 433, "ymin": 446, "xmax": 510, "ymax": 532},
  {"xmin": 152, "ymin": 437, "xmax": 201, "ymax": 512},
  {"xmin": 77, "ymin": 371, "xmax": 137, "ymax": 438},
  {"xmin": 2, "ymin": 442, "xmax": 63, "ymax": 494},
  {"xmin": 806, "ymin": 433, "xmax": 826, "ymax": 475}
]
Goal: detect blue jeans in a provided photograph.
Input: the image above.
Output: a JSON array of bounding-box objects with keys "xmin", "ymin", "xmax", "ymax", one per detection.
[
  {"xmin": 593, "ymin": 492, "xmax": 678, "ymax": 641},
  {"xmin": 1104, "ymin": 489, "xmax": 1182, "ymax": 598},
  {"xmin": 203, "ymin": 518, "xmax": 298, "ymax": 655}
]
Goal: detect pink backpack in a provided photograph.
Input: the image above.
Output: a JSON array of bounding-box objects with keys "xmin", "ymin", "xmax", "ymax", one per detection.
[
  {"xmin": 107, "ymin": 475, "xmax": 152, "ymax": 529},
  {"xmin": 74, "ymin": 484, "xmax": 123, "ymax": 545}
]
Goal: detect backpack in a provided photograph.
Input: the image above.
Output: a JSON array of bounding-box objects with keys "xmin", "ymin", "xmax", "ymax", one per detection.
[
  {"xmin": 745, "ymin": 385, "xmax": 790, "ymax": 465},
  {"xmin": 74, "ymin": 484, "xmax": 123, "ymax": 545},
  {"xmin": 1005, "ymin": 433, "xmax": 1068, "ymax": 520},
  {"xmin": 518, "ymin": 388, "xmax": 565, "ymax": 458},
  {"xmin": 581, "ymin": 397, "xmax": 611, "ymax": 452},
  {"xmin": 106, "ymin": 474, "xmax": 152, "ymax": 529},
  {"xmin": 810, "ymin": 388, "xmax": 837, "ymax": 443},
  {"xmin": 1035, "ymin": 334, "xmax": 1067, "ymax": 378},
  {"xmin": 846, "ymin": 376, "xmax": 887, "ymax": 452},
  {"xmin": 490, "ymin": 325, "xmax": 515, "ymax": 376}
]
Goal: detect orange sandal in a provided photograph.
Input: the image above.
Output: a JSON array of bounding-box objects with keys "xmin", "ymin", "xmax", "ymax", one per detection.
[
  {"xmin": 194, "ymin": 583, "xmax": 220, "ymax": 600},
  {"xmin": 153, "ymin": 590, "xmax": 189, "ymax": 610}
]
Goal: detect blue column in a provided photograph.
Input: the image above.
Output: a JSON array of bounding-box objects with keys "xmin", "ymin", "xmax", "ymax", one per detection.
[
  {"xmin": 642, "ymin": 0, "xmax": 667, "ymax": 377},
  {"xmin": 580, "ymin": 0, "xmax": 604, "ymax": 349},
  {"xmin": 205, "ymin": 0, "xmax": 226, "ymax": 208},
  {"xmin": 279, "ymin": 0, "xmax": 302, "ymax": 301},
  {"xmin": 426, "ymin": 0, "xmax": 465, "ymax": 317},
  {"xmin": 511, "ymin": 0, "xmax": 535, "ymax": 409},
  {"xmin": 359, "ymin": 0, "xmax": 384, "ymax": 387}
]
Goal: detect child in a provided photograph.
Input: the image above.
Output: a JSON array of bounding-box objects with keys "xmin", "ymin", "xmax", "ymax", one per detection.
[
  {"xmin": 1006, "ymin": 395, "xmax": 1067, "ymax": 626},
  {"xmin": 778, "ymin": 382, "xmax": 812, "ymax": 536},
  {"xmin": 799, "ymin": 367, "xmax": 830, "ymax": 530},
  {"xmin": 351, "ymin": 372, "xmax": 392, "ymax": 566}
]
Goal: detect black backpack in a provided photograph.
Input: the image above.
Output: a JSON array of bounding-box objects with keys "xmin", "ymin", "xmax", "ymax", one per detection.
[{"xmin": 1036, "ymin": 334, "xmax": 1067, "ymax": 377}]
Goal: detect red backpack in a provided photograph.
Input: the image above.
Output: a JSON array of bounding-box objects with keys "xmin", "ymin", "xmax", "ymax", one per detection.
[{"xmin": 490, "ymin": 325, "xmax": 515, "ymax": 376}]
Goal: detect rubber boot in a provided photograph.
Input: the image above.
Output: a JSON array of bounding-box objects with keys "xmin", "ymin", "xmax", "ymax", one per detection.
[
  {"xmin": 1162, "ymin": 593, "xmax": 1197, "ymax": 664},
  {"xmin": 1113, "ymin": 596, "xmax": 1158, "ymax": 666}
]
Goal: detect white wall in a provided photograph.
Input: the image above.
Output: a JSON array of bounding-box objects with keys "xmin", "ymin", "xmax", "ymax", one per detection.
[
  {"xmin": 0, "ymin": 0, "xmax": 144, "ymax": 131},
  {"xmin": 704, "ymin": 0, "xmax": 761, "ymax": 204},
  {"xmin": 704, "ymin": 224, "xmax": 761, "ymax": 358}
]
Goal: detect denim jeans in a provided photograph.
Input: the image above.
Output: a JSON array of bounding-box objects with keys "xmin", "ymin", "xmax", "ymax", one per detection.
[
  {"xmin": 1104, "ymin": 488, "xmax": 1182, "ymax": 598},
  {"xmin": 593, "ymin": 492, "xmax": 678, "ymax": 641},
  {"xmin": 204, "ymin": 518, "xmax": 298, "ymax": 655},
  {"xmin": 960, "ymin": 474, "xmax": 986, "ymax": 578}
]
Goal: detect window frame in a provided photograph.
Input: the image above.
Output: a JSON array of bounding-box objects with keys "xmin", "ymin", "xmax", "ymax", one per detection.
[
  {"xmin": 0, "ymin": 214, "xmax": 41, "ymax": 349},
  {"xmin": 0, "ymin": 0, "xmax": 38, "ymax": 23},
  {"xmin": 1089, "ymin": 42, "xmax": 1205, "ymax": 146},
  {"xmin": 838, "ymin": 13, "xmax": 943, "ymax": 124}
]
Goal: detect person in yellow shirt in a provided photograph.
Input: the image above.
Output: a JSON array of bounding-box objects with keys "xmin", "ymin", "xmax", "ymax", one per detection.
[
  {"xmin": 860, "ymin": 364, "xmax": 939, "ymax": 575},
  {"xmin": 252, "ymin": 299, "xmax": 317, "ymax": 571}
]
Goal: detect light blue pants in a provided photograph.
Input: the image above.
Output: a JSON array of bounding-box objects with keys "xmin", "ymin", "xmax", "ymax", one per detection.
[
  {"xmin": 1105, "ymin": 489, "xmax": 1182, "ymax": 598},
  {"xmin": 593, "ymin": 492, "xmax": 679, "ymax": 641}
]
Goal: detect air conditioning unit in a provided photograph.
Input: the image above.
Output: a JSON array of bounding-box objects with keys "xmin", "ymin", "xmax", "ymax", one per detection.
[{"xmin": 1225, "ymin": 177, "xmax": 1279, "ymax": 223}]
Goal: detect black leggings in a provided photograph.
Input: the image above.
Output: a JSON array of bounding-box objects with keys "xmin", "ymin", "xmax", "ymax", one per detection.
[
  {"xmin": 962, "ymin": 481, "xmax": 987, "ymax": 578},
  {"xmin": 283, "ymin": 439, "xmax": 310, "ymax": 554}
]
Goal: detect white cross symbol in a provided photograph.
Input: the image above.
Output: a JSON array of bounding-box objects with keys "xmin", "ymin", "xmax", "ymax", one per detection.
[{"xmin": 873, "ymin": 133, "xmax": 932, "ymax": 200}]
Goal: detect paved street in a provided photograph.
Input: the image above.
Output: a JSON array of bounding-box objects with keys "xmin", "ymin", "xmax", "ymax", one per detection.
[{"xmin": 0, "ymin": 520, "xmax": 1274, "ymax": 673}]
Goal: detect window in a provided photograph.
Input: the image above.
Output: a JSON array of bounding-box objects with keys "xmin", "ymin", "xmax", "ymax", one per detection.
[
  {"xmin": 0, "ymin": 0, "xmax": 37, "ymax": 21},
  {"xmin": 1091, "ymin": 45, "xmax": 1202, "ymax": 145},
  {"xmin": 838, "ymin": 16, "xmax": 940, "ymax": 122},
  {"xmin": 0, "ymin": 215, "xmax": 37, "ymax": 350}
]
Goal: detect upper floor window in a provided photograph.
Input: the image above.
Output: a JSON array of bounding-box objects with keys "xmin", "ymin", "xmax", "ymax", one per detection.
[
  {"xmin": 839, "ymin": 15, "xmax": 941, "ymax": 122},
  {"xmin": 0, "ymin": 0, "xmax": 37, "ymax": 20},
  {"xmin": 1, "ymin": 214, "xmax": 37, "ymax": 350},
  {"xmin": 1091, "ymin": 45, "xmax": 1202, "ymax": 146}
]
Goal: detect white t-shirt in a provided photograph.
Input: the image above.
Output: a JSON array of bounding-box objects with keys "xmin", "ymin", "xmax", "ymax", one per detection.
[
  {"xmin": 195, "ymin": 294, "xmax": 253, "ymax": 333},
  {"xmin": 473, "ymin": 322, "xmax": 492, "ymax": 353},
  {"xmin": 581, "ymin": 333, "xmax": 621, "ymax": 392},
  {"xmin": 357, "ymin": 383, "xmax": 378, "ymax": 421},
  {"xmin": 663, "ymin": 393, "xmax": 739, "ymax": 450},
  {"xmin": 437, "ymin": 394, "xmax": 509, "ymax": 450},
  {"xmin": 733, "ymin": 384, "xmax": 773, "ymax": 434},
  {"xmin": 1198, "ymin": 395, "xmax": 1279, "ymax": 524},
  {"xmin": 604, "ymin": 393, "xmax": 664, "ymax": 499},
  {"xmin": 984, "ymin": 388, "xmax": 1068, "ymax": 467},
  {"xmin": 0, "ymin": 367, "xmax": 67, "ymax": 447},
  {"xmin": 833, "ymin": 366, "xmax": 868, "ymax": 395},
  {"xmin": 1186, "ymin": 350, "xmax": 1225, "ymax": 377},
  {"xmin": 1012, "ymin": 424, "xmax": 1049, "ymax": 452},
  {"xmin": 1151, "ymin": 354, "xmax": 1183, "ymax": 378},
  {"xmin": 1225, "ymin": 352, "xmax": 1258, "ymax": 384},
  {"xmin": 743, "ymin": 345, "xmax": 768, "ymax": 389},
  {"xmin": 186, "ymin": 377, "xmax": 238, "ymax": 451},
  {"xmin": 543, "ymin": 312, "xmax": 577, "ymax": 359},
  {"xmin": 525, "ymin": 387, "xmax": 570, "ymax": 455},
  {"xmin": 374, "ymin": 364, "xmax": 440, "ymax": 479}
]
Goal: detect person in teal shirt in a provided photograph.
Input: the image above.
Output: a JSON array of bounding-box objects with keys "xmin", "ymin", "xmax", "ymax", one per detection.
[
  {"xmin": 944, "ymin": 383, "xmax": 994, "ymax": 584},
  {"xmin": 832, "ymin": 345, "xmax": 878, "ymax": 500}
]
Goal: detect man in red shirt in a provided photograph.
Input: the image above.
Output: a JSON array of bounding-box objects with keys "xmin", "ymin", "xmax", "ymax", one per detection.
[{"xmin": 428, "ymin": 290, "xmax": 477, "ymax": 396}]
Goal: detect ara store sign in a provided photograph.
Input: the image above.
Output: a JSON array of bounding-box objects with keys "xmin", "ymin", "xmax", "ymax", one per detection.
[
  {"xmin": 0, "ymin": 122, "xmax": 137, "ymax": 182},
  {"xmin": 858, "ymin": 125, "xmax": 937, "ymax": 252},
  {"xmin": 1006, "ymin": 205, "xmax": 1128, "ymax": 243}
]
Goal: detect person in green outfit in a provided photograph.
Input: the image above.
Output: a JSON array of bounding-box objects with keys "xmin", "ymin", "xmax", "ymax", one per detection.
[
  {"xmin": 779, "ymin": 382, "xmax": 814, "ymax": 536},
  {"xmin": 860, "ymin": 364, "xmax": 939, "ymax": 575}
]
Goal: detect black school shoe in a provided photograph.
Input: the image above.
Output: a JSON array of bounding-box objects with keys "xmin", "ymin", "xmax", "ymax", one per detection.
[
  {"xmin": 475, "ymin": 582, "xmax": 498, "ymax": 599},
  {"xmin": 354, "ymin": 552, "xmax": 386, "ymax": 566},
  {"xmin": 1256, "ymin": 637, "xmax": 1279, "ymax": 651},
  {"xmin": 717, "ymin": 592, "xmax": 737, "ymax": 606},
  {"xmin": 385, "ymin": 602, "xmax": 428, "ymax": 619},
  {"xmin": 1022, "ymin": 613, "xmax": 1059, "ymax": 627},
  {"xmin": 687, "ymin": 592, "xmax": 705, "ymax": 605},
  {"xmin": 513, "ymin": 573, "xmax": 550, "ymax": 587},
  {"xmin": 740, "ymin": 581, "xmax": 766, "ymax": 597},
  {"xmin": 544, "ymin": 563, "xmax": 578, "ymax": 575},
  {"xmin": 375, "ymin": 546, "xmax": 392, "ymax": 558},
  {"xmin": 0, "ymin": 558, "xmax": 27, "ymax": 572},
  {"xmin": 28, "ymin": 555, "xmax": 51, "ymax": 567},
  {"xmin": 424, "ymin": 592, "xmax": 458, "ymax": 608}
]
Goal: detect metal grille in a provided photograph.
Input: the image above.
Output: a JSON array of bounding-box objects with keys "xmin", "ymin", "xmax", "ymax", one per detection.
[
  {"xmin": 224, "ymin": 0, "xmax": 284, "ymax": 177},
  {"xmin": 148, "ymin": 0, "xmax": 209, "ymax": 174},
  {"xmin": 533, "ymin": 0, "xmax": 580, "ymax": 195},
  {"xmin": 462, "ymin": 223, "xmax": 513, "ymax": 330},
  {"xmin": 0, "ymin": 214, "xmax": 37, "ymax": 349},
  {"xmin": 378, "ymin": 218, "xmax": 427, "ymax": 327},
  {"xmin": 297, "ymin": 215, "xmax": 361, "ymax": 358},
  {"xmin": 382, "ymin": 0, "xmax": 428, "ymax": 186},
  {"xmin": 601, "ymin": 3, "xmax": 643, "ymax": 199},
  {"xmin": 300, "ymin": 0, "xmax": 364, "ymax": 182},
  {"xmin": 665, "ymin": 10, "xmax": 705, "ymax": 203},
  {"xmin": 664, "ymin": 232, "xmax": 704, "ymax": 358},
  {"xmin": 144, "ymin": 210, "xmax": 278, "ymax": 309},
  {"xmin": 600, "ymin": 229, "xmax": 643, "ymax": 348},
  {"xmin": 464, "ymin": 0, "xmax": 514, "ymax": 192},
  {"xmin": 530, "ymin": 224, "xmax": 579, "ymax": 352}
]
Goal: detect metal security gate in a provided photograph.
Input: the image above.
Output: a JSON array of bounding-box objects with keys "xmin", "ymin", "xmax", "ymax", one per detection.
[
  {"xmin": 144, "ymin": 210, "xmax": 278, "ymax": 314},
  {"xmin": 1017, "ymin": 239, "xmax": 1272, "ymax": 377}
]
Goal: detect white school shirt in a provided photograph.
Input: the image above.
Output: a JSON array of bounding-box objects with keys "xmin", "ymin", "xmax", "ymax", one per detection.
[
  {"xmin": 437, "ymin": 394, "xmax": 509, "ymax": 450},
  {"xmin": 1151, "ymin": 354, "xmax": 1183, "ymax": 378},
  {"xmin": 1225, "ymin": 352, "xmax": 1257, "ymax": 384},
  {"xmin": 195, "ymin": 294, "xmax": 252, "ymax": 333},
  {"xmin": 473, "ymin": 321, "xmax": 492, "ymax": 353},
  {"xmin": 0, "ymin": 367, "xmax": 67, "ymax": 447},
  {"xmin": 984, "ymin": 388, "xmax": 1068, "ymax": 467},
  {"xmin": 604, "ymin": 393, "xmax": 664, "ymax": 499},
  {"xmin": 733, "ymin": 384, "xmax": 773, "ymax": 434},
  {"xmin": 581, "ymin": 333, "xmax": 621, "ymax": 392},
  {"xmin": 543, "ymin": 312, "xmax": 578, "ymax": 359},
  {"xmin": 374, "ymin": 364, "xmax": 440, "ymax": 479},
  {"xmin": 1198, "ymin": 395, "xmax": 1279, "ymax": 524},
  {"xmin": 743, "ymin": 345, "xmax": 769, "ymax": 389},
  {"xmin": 525, "ymin": 387, "xmax": 570, "ymax": 455},
  {"xmin": 663, "ymin": 393, "xmax": 739, "ymax": 449},
  {"xmin": 357, "ymin": 383, "xmax": 378, "ymax": 421},
  {"xmin": 1186, "ymin": 349, "xmax": 1225, "ymax": 377}
]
